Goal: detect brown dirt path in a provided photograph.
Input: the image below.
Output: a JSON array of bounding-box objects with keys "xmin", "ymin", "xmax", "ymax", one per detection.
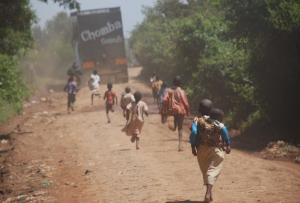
[{"xmin": 2, "ymin": 67, "xmax": 300, "ymax": 203}]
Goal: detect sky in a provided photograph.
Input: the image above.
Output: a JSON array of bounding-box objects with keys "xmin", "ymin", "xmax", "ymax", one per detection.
[{"xmin": 30, "ymin": 0, "xmax": 156, "ymax": 37}]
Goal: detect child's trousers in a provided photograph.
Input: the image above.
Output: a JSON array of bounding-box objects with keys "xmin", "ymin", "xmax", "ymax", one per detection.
[{"xmin": 197, "ymin": 145, "xmax": 225, "ymax": 185}]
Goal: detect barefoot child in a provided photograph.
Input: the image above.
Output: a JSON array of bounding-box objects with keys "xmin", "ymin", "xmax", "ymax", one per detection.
[
  {"xmin": 103, "ymin": 83, "xmax": 118, "ymax": 123},
  {"xmin": 120, "ymin": 87, "xmax": 135, "ymax": 124},
  {"xmin": 64, "ymin": 76, "xmax": 78, "ymax": 113},
  {"xmin": 89, "ymin": 70, "xmax": 101, "ymax": 105},
  {"xmin": 190, "ymin": 100, "xmax": 231, "ymax": 202},
  {"xmin": 163, "ymin": 76, "xmax": 190, "ymax": 151},
  {"xmin": 125, "ymin": 91, "xmax": 148, "ymax": 150}
]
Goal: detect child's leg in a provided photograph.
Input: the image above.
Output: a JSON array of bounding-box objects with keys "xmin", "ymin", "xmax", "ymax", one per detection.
[
  {"xmin": 106, "ymin": 105, "xmax": 111, "ymax": 123},
  {"xmin": 91, "ymin": 93, "xmax": 94, "ymax": 105},
  {"xmin": 136, "ymin": 136, "xmax": 140, "ymax": 150},
  {"xmin": 205, "ymin": 184, "xmax": 213, "ymax": 202},
  {"xmin": 67, "ymin": 94, "xmax": 71, "ymax": 113},
  {"xmin": 173, "ymin": 115, "xmax": 178, "ymax": 131},
  {"xmin": 177, "ymin": 115, "xmax": 184, "ymax": 151},
  {"xmin": 71, "ymin": 94, "xmax": 75, "ymax": 111},
  {"xmin": 131, "ymin": 134, "xmax": 136, "ymax": 143},
  {"xmin": 178, "ymin": 129, "xmax": 183, "ymax": 151}
]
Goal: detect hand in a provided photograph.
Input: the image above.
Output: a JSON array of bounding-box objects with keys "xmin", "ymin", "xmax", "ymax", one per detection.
[
  {"xmin": 225, "ymin": 146, "xmax": 231, "ymax": 154},
  {"xmin": 192, "ymin": 147, "xmax": 197, "ymax": 156}
]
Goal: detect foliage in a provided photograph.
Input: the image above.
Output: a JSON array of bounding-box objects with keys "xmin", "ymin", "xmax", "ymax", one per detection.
[
  {"xmin": 0, "ymin": 0, "xmax": 35, "ymax": 56},
  {"xmin": 130, "ymin": 0, "xmax": 300, "ymax": 141},
  {"xmin": 130, "ymin": 0, "xmax": 255, "ymax": 126},
  {"xmin": 0, "ymin": 1, "xmax": 76, "ymax": 123},
  {"xmin": 38, "ymin": 0, "xmax": 80, "ymax": 10},
  {"xmin": 0, "ymin": 54, "xmax": 28, "ymax": 120},
  {"xmin": 224, "ymin": 0, "xmax": 300, "ymax": 139}
]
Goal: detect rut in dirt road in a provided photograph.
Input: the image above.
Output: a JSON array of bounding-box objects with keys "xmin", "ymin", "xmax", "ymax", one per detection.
[{"xmin": 2, "ymin": 67, "xmax": 300, "ymax": 203}]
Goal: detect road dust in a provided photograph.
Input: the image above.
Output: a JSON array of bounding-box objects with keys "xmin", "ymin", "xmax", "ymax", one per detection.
[{"xmin": 1, "ymin": 67, "xmax": 300, "ymax": 203}]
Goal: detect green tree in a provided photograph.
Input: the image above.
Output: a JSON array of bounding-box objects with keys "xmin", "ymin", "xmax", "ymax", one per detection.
[{"xmin": 0, "ymin": 0, "xmax": 78, "ymax": 122}]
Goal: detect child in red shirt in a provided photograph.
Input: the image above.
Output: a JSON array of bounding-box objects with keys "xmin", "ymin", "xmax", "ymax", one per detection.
[{"xmin": 103, "ymin": 83, "xmax": 118, "ymax": 123}]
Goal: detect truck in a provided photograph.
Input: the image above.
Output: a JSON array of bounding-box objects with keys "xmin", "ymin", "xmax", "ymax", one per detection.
[{"xmin": 71, "ymin": 7, "xmax": 128, "ymax": 83}]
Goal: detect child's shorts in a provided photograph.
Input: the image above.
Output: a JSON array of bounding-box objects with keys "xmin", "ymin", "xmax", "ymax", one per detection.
[{"xmin": 105, "ymin": 103, "xmax": 114, "ymax": 113}]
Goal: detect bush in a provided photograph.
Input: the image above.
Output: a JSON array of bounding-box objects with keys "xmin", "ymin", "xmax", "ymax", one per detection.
[{"xmin": 0, "ymin": 54, "xmax": 28, "ymax": 122}]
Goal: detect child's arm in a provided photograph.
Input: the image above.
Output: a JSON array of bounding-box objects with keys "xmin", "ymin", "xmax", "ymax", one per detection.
[
  {"xmin": 190, "ymin": 120, "xmax": 199, "ymax": 156},
  {"xmin": 126, "ymin": 103, "xmax": 132, "ymax": 121},
  {"xmin": 221, "ymin": 126, "xmax": 231, "ymax": 154},
  {"xmin": 115, "ymin": 94, "xmax": 118, "ymax": 105},
  {"xmin": 144, "ymin": 103, "xmax": 149, "ymax": 117},
  {"xmin": 103, "ymin": 91, "xmax": 107, "ymax": 100}
]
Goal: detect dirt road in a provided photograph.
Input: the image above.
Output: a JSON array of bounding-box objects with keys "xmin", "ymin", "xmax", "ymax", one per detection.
[{"xmin": 2, "ymin": 67, "xmax": 300, "ymax": 203}]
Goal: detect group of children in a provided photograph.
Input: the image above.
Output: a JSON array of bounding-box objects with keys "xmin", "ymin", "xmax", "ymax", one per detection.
[{"xmin": 65, "ymin": 71, "xmax": 231, "ymax": 202}]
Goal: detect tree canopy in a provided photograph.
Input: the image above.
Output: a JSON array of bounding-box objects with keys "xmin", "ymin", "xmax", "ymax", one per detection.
[{"xmin": 130, "ymin": 0, "xmax": 300, "ymax": 142}]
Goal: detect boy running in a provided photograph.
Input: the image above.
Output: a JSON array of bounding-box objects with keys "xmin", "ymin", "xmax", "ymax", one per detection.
[
  {"xmin": 64, "ymin": 76, "xmax": 78, "ymax": 113},
  {"xmin": 190, "ymin": 99, "xmax": 231, "ymax": 202},
  {"xmin": 103, "ymin": 83, "xmax": 118, "ymax": 123},
  {"xmin": 120, "ymin": 87, "xmax": 135, "ymax": 124},
  {"xmin": 163, "ymin": 76, "xmax": 190, "ymax": 151},
  {"xmin": 89, "ymin": 70, "xmax": 101, "ymax": 105},
  {"xmin": 125, "ymin": 91, "xmax": 148, "ymax": 150}
]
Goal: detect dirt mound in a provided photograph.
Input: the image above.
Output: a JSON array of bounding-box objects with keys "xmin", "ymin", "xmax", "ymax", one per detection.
[{"xmin": 261, "ymin": 140, "xmax": 300, "ymax": 163}]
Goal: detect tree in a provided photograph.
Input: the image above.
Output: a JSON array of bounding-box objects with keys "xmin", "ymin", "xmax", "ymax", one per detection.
[
  {"xmin": 0, "ymin": 0, "xmax": 78, "ymax": 122},
  {"xmin": 39, "ymin": 0, "xmax": 80, "ymax": 10}
]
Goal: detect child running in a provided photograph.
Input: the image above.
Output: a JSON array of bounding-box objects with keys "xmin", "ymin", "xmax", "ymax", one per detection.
[
  {"xmin": 89, "ymin": 70, "xmax": 101, "ymax": 105},
  {"xmin": 190, "ymin": 99, "xmax": 231, "ymax": 202},
  {"xmin": 120, "ymin": 87, "xmax": 135, "ymax": 124},
  {"xmin": 103, "ymin": 82, "xmax": 118, "ymax": 123},
  {"xmin": 64, "ymin": 75, "xmax": 78, "ymax": 113},
  {"xmin": 163, "ymin": 76, "xmax": 190, "ymax": 151},
  {"xmin": 125, "ymin": 91, "xmax": 148, "ymax": 150}
]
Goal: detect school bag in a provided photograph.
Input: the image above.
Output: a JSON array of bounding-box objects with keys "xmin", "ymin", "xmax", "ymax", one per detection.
[
  {"xmin": 163, "ymin": 88, "xmax": 186, "ymax": 116},
  {"xmin": 197, "ymin": 116, "xmax": 223, "ymax": 147}
]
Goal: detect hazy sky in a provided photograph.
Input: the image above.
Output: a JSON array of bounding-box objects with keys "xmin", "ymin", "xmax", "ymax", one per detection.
[{"xmin": 30, "ymin": 0, "xmax": 156, "ymax": 37}]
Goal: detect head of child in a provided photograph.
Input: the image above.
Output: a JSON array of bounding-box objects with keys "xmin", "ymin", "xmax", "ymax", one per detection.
[
  {"xmin": 173, "ymin": 76, "xmax": 181, "ymax": 87},
  {"xmin": 107, "ymin": 82, "xmax": 113, "ymax": 90},
  {"xmin": 210, "ymin": 108, "xmax": 224, "ymax": 122},
  {"xmin": 198, "ymin": 99, "xmax": 213, "ymax": 116},
  {"xmin": 134, "ymin": 91, "xmax": 142, "ymax": 103},
  {"xmin": 125, "ymin": 87, "xmax": 131, "ymax": 93},
  {"xmin": 93, "ymin": 70, "xmax": 98, "ymax": 75}
]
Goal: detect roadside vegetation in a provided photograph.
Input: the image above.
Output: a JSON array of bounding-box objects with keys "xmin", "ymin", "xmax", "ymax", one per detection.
[
  {"xmin": 0, "ymin": 0, "xmax": 77, "ymax": 123},
  {"xmin": 130, "ymin": 0, "xmax": 300, "ymax": 143}
]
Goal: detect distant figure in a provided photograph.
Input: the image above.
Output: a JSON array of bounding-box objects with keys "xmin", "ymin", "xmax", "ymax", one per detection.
[
  {"xmin": 64, "ymin": 75, "xmax": 78, "ymax": 113},
  {"xmin": 67, "ymin": 62, "xmax": 82, "ymax": 86},
  {"xmin": 190, "ymin": 100, "xmax": 231, "ymax": 202},
  {"xmin": 151, "ymin": 76, "xmax": 163, "ymax": 104},
  {"xmin": 103, "ymin": 82, "xmax": 118, "ymax": 123},
  {"xmin": 158, "ymin": 82, "xmax": 168, "ymax": 123},
  {"xmin": 120, "ymin": 87, "xmax": 135, "ymax": 124},
  {"xmin": 89, "ymin": 70, "xmax": 101, "ymax": 105},
  {"xmin": 150, "ymin": 72, "xmax": 157, "ymax": 83},
  {"xmin": 163, "ymin": 76, "xmax": 190, "ymax": 151},
  {"xmin": 124, "ymin": 91, "xmax": 148, "ymax": 150}
]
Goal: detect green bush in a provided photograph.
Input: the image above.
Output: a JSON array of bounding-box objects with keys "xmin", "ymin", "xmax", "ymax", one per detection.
[{"xmin": 0, "ymin": 54, "xmax": 28, "ymax": 122}]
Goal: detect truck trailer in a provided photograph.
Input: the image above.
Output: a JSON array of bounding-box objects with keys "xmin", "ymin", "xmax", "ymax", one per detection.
[{"xmin": 71, "ymin": 7, "xmax": 128, "ymax": 83}]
